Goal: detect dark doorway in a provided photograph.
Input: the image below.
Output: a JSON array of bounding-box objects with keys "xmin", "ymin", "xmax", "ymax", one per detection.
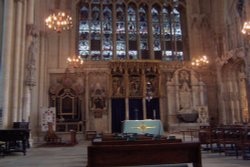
[
  {"xmin": 146, "ymin": 98, "xmax": 160, "ymax": 119},
  {"xmin": 129, "ymin": 98, "xmax": 143, "ymax": 120},
  {"xmin": 111, "ymin": 98, "xmax": 125, "ymax": 133}
]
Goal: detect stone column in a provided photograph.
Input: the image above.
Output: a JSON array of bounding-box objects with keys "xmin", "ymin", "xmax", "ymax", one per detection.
[
  {"xmin": 22, "ymin": 87, "xmax": 31, "ymax": 121},
  {"xmin": 38, "ymin": 31, "xmax": 47, "ymax": 116},
  {"xmin": 0, "ymin": 1, "xmax": 4, "ymax": 127},
  {"xmin": 142, "ymin": 70, "xmax": 146, "ymax": 119},
  {"xmin": 85, "ymin": 71, "xmax": 90, "ymax": 130},
  {"xmin": 199, "ymin": 80, "xmax": 205, "ymax": 106},
  {"xmin": 22, "ymin": 0, "xmax": 36, "ymax": 121},
  {"xmin": 27, "ymin": 0, "xmax": 34, "ymax": 24},
  {"xmin": 1, "ymin": 0, "xmax": 14, "ymax": 128},
  {"xmin": 12, "ymin": 0, "xmax": 24, "ymax": 122},
  {"xmin": 242, "ymin": 0, "xmax": 250, "ymax": 123},
  {"xmin": 175, "ymin": 77, "xmax": 180, "ymax": 112},
  {"xmin": 233, "ymin": 78, "xmax": 240, "ymax": 123},
  {"xmin": 18, "ymin": 0, "xmax": 27, "ymax": 122},
  {"xmin": 166, "ymin": 80, "xmax": 176, "ymax": 124},
  {"xmin": 23, "ymin": 25, "xmax": 38, "ymax": 122},
  {"xmin": 125, "ymin": 70, "xmax": 129, "ymax": 120},
  {"xmin": 246, "ymin": 65, "xmax": 250, "ymax": 122},
  {"xmin": 215, "ymin": 59, "xmax": 224, "ymax": 125}
]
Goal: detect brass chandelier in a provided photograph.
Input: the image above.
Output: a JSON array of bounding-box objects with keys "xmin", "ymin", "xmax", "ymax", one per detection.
[
  {"xmin": 242, "ymin": 21, "xmax": 250, "ymax": 36},
  {"xmin": 45, "ymin": 11, "xmax": 73, "ymax": 33},
  {"xmin": 67, "ymin": 56, "xmax": 84, "ymax": 69},
  {"xmin": 191, "ymin": 55, "xmax": 209, "ymax": 67}
]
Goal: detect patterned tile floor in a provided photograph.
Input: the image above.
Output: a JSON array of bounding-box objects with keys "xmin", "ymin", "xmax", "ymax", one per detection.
[{"xmin": 0, "ymin": 139, "xmax": 250, "ymax": 167}]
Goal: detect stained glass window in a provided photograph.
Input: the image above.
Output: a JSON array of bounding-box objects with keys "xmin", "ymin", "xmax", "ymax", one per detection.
[
  {"xmin": 78, "ymin": 0, "xmax": 187, "ymax": 61},
  {"xmin": 79, "ymin": 4, "xmax": 89, "ymax": 59},
  {"xmin": 116, "ymin": 2, "xmax": 126, "ymax": 60},
  {"xmin": 128, "ymin": 3, "xmax": 138, "ymax": 60},
  {"xmin": 162, "ymin": 4, "xmax": 184, "ymax": 61},
  {"xmin": 152, "ymin": 5, "xmax": 161, "ymax": 52},
  {"xmin": 102, "ymin": 4, "xmax": 113, "ymax": 60}
]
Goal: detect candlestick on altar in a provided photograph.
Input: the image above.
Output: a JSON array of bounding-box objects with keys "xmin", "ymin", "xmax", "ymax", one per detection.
[{"xmin": 153, "ymin": 109, "xmax": 156, "ymax": 120}]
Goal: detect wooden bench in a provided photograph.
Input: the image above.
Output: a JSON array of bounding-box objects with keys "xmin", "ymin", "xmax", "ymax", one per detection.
[
  {"xmin": 98, "ymin": 133, "xmax": 169, "ymax": 141},
  {"xmin": 0, "ymin": 129, "xmax": 29, "ymax": 155},
  {"xmin": 92, "ymin": 138, "xmax": 182, "ymax": 145},
  {"xmin": 87, "ymin": 142, "xmax": 202, "ymax": 167}
]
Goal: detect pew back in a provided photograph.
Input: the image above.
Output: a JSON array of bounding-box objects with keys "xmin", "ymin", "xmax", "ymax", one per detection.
[{"xmin": 87, "ymin": 142, "xmax": 202, "ymax": 167}]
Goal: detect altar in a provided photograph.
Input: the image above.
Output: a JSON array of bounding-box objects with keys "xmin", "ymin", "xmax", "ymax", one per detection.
[{"xmin": 122, "ymin": 120, "xmax": 164, "ymax": 136}]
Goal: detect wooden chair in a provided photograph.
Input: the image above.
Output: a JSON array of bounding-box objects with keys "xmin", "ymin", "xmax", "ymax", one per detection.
[
  {"xmin": 198, "ymin": 126, "xmax": 212, "ymax": 151},
  {"xmin": 240, "ymin": 126, "xmax": 250, "ymax": 160},
  {"xmin": 221, "ymin": 126, "xmax": 243, "ymax": 156},
  {"xmin": 85, "ymin": 130, "xmax": 97, "ymax": 140},
  {"xmin": 0, "ymin": 141, "xmax": 5, "ymax": 157}
]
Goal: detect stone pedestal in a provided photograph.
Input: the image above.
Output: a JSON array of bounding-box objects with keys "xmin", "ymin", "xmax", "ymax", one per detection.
[{"xmin": 168, "ymin": 123, "xmax": 209, "ymax": 133}]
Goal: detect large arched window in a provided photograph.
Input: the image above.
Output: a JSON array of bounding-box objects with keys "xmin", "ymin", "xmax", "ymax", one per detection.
[{"xmin": 78, "ymin": 0, "xmax": 188, "ymax": 61}]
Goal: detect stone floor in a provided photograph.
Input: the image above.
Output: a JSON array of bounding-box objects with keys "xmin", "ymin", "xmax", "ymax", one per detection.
[{"xmin": 0, "ymin": 138, "xmax": 250, "ymax": 167}]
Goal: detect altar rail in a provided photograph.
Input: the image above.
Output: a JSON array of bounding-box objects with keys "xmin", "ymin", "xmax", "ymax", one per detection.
[{"xmin": 87, "ymin": 142, "xmax": 202, "ymax": 167}]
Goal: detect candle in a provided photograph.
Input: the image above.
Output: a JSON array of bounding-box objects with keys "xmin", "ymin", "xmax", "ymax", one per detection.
[
  {"xmin": 153, "ymin": 109, "xmax": 156, "ymax": 119},
  {"xmin": 135, "ymin": 108, "xmax": 138, "ymax": 120}
]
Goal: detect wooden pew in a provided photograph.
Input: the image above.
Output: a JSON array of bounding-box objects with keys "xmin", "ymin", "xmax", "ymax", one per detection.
[
  {"xmin": 0, "ymin": 129, "xmax": 29, "ymax": 155},
  {"xmin": 92, "ymin": 138, "xmax": 182, "ymax": 145},
  {"xmin": 87, "ymin": 142, "xmax": 202, "ymax": 167},
  {"xmin": 98, "ymin": 133, "xmax": 168, "ymax": 141}
]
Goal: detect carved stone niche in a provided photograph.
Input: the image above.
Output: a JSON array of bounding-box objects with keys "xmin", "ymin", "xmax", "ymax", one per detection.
[
  {"xmin": 89, "ymin": 71, "xmax": 108, "ymax": 118},
  {"xmin": 166, "ymin": 67, "xmax": 208, "ymax": 124},
  {"xmin": 49, "ymin": 69, "xmax": 84, "ymax": 132}
]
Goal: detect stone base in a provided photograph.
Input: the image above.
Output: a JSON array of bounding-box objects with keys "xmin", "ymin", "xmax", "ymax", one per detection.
[{"xmin": 168, "ymin": 123, "xmax": 209, "ymax": 133}]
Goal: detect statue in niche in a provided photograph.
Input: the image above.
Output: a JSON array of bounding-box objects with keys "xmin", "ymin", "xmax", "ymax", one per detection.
[
  {"xmin": 146, "ymin": 76, "xmax": 158, "ymax": 97},
  {"xmin": 26, "ymin": 25, "xmax": 39, "ymax": 87},
  {"xmin": 179, "ymin": 70, "xmax": 192, "ymax": 112},
  {"xmin": 112, "ymin": 77, "xmax": 124, "ymax": 96},
  {"xmin": 197, "ymin": 106, "xmax": 209, "ymax": 124},
  {"xmin": 129, "ymin": 76, "xmax": 141, "ymax": 96},
  {"xmin": 90, "ymin": 83, "xmax": 106, "ymax": 110}
]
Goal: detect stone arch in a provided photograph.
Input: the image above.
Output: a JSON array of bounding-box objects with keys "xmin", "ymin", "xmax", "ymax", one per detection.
[{"xmin": 48, "ymin": 70, "xmax": 85, "ymax": 132}]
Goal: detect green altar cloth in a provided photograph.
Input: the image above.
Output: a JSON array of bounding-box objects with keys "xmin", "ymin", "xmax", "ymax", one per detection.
[{"xmin": 122, "ymin": 120, "xmax": 164, "ymax": 136}]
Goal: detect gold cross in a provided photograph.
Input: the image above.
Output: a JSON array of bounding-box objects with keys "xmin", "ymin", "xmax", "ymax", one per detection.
[{"xmin": 131, "ymin": 122, "xmax": 156, "ymax": 133}]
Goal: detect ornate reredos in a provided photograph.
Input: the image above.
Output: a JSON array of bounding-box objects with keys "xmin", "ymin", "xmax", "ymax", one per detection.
[{"xmin": 49, "ymin": 69, "xmax": 85, "ymax": 96}]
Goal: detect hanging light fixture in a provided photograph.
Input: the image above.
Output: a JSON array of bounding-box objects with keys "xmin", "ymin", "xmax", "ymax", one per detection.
[
  {"xmin": 45, "ymin": 11, "xmax": 73, "ymax": 33},
  {"xmin": 191, "ymin": 55, "xmax": 209, "ymax": 67},
  {"xmin": 67, "ymin": 56, "xmax": 84, "ymax": 69},
  {"xmin": 242, "ymin": 21, "xmax": 250, "ymax": 36}
]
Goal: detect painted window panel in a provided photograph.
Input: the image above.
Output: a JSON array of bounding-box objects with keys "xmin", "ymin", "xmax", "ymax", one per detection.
[{"xmin": 78, "ymin": 0, "xmax": 186, "ymax": 61}]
